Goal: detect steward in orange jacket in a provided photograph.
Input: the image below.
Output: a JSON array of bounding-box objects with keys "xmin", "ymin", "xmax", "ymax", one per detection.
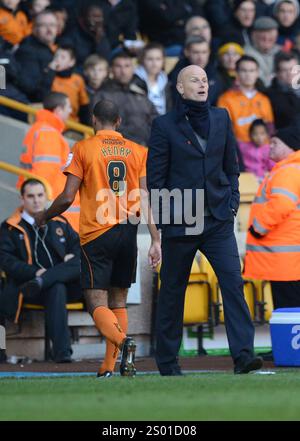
[
  {"xmin": 244, "ymin": 126, "xmax": 300, "ymax": 308},
  {"xmin": 0, "ymin": 2, "xmax": 31, "ymax": 46},
  {"xmin": 18, "ymin": 92, "xmax": 80, "ymax": 231}
]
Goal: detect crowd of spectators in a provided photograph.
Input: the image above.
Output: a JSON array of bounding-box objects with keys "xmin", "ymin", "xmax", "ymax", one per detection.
[{"xmin": 0, "ymin": 0, "xmax": 300, "ymax": 177}]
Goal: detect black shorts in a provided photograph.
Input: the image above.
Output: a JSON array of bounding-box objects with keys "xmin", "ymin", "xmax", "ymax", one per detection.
[{"xmin": 80, "ymin": 223, "xmax": 138, "ymax": 290}]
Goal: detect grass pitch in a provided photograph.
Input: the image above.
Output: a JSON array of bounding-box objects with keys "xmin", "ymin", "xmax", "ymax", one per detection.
[{"xmin": 1, "ymin": 371, "xmax": 300, "ymax": 421}]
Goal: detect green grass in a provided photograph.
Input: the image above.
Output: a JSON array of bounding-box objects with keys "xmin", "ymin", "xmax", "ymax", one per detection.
[{"xmin": 1, "ymin": 371, "xmax": 300, "ymax": 421}]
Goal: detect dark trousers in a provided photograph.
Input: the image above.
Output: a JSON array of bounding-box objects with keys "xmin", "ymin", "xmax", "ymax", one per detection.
[
  {"xmin": 32, "ymin": 281, "xmax": 81, "ymax": 361},
  {"xmin": 271, "ymin": 281, "xmax": 300, "ymax": 309},
  {"xmin": 156, "ymin": 217, "xmax": 255, "ymax": 373}
]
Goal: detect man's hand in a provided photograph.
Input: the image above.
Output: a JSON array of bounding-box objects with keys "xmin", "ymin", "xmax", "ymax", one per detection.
[
  {"xmin": 36, "ymin": 268, "xmax": 46, "ymax": 277},
  {"xmin": 34, "ymin": 210, "xmax": 47, "ymax": 228},
  {"xmin": 148, "ymin": 240, "xmax": 161, "ymax": 270},
  {"xmin": 64, "ymin": 254, "xmax": 75, "ymax": 262}
]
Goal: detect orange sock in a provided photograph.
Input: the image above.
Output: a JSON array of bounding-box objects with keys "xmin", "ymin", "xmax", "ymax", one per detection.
[
  {"xmin": 93, "ymin": 306, "xmax": 126, "ymax": 349},
  {"xmin": 99, "ymin": 308, "xmax": 128, "ymax": 375}
]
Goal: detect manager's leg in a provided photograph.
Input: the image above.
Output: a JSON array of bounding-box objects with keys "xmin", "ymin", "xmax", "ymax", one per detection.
[
  {"xmin": 156, "ymin": 236, "xmax": 198, "ymax": 374},
  {"xmin": 199, "ymin": 220, "xmax": 255, "ymax": 364}
]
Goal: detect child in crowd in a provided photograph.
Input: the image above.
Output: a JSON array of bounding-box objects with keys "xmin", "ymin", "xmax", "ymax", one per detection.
[
  {"xmin": 135, "ymin": 42, "xmax": 171, "ymax": 115},
  {"xmin": 0, "ymin": 0, "xmax": 31, "ymax": 46},
  {"xmin": 238, "ymin": 119, "xmax": 275, "ymax": 181},
  {"xmin": 49, "ymin": 44, "xmax": 90, "ymax": 124},
  {"xmin": 83, "ymin": 54, "xmax": 109, "ymax": 101}
]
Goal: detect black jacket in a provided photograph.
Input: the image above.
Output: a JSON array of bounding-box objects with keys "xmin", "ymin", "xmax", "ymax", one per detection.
[
  {"xmin": 266, "ymin": 78, "xmax": 300, "ymax": 129},
  {"xmin": 0, "ymin": 210, "xmax": 80, "ymax": 321},
  {"xmin": 59, "ymin": 23, "xmax": 111, "ymax": 68},
  {"xmin": 94, "ymin": 76, "xmax": 158, "ymax": 145},
  {"xmin": 147, "ymin": 102, "xmax": 240, "ymax": 238},
  {"xmin": 15, "ymin": 35, "xmax": 57, "ymax": 101},
  {"xmin": 138, "ymin": 0, "xmax": 204, "ymax": 47},
  {"xmin": 96, "ymin": 0, "xmax": 138, "ymax": 49}
]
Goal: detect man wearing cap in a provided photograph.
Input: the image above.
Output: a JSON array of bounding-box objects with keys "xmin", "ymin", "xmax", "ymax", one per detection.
[
  {"xmin": 244, "ymin": 124, "xmax": 300, "ymax": 309},
  {"xmin": 245, "ymin": 16, "xmax": 281, "ymax": 86}
]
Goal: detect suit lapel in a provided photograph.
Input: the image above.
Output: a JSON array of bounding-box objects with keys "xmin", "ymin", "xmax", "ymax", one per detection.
[
  {"xmin": 177, "ymin": 117, "xmax": 204, "ymax": 154},
  {"xmin": 206, "ymin": 108, "xmax": 218, "ymax": 154}
]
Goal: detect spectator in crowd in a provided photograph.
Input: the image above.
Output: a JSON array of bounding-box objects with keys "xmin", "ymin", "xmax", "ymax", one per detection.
[
  {"xmin": 94, "ymin": 52, "xmax": 158, "ymax": 145},
  {"xmin": 50, "ymin": 45, "xmax": 90, "ymax": 124},
  {"xmin": 238, "ymin": 118, "xmax": 274, "ymax": 180},
  {"xmin": 204, "ymin": 0, "xmax": 232, "ymax": 36},
  {"xmin": 184, "ymin": 15, "xmax": 220, "ymax": 57},
  {"xmin": 184, "ymin": 15, "xmax": 212, "ymax": 43},
  {"xmin": 0, "ymin": 179, "xmax": 81, "ymax": 363},
  {"xmin": 50, "ymin": 6, "xmax": 68, "ymax": 37},
  {"xmin": 95, "ymin": 0, "xmax": 138, "ymax": 51},
  {"xmin": 59, "ymin": 3, "xmax": 110, "ymax": 68},
  {"xmin": 0, "ymin": 0, "xmax": 31, "ymax": 46},
  {"xmin": 294, "ymin": 29, "xmax": 300, "ymax": 56},
  {"xmin": 169, "ymin": 36, "xmax": 221, "ymax": 104},
  {"xmin": 137, "ymin": 0, "xmax": 204, "ymax": 56},
  {"xmin": 0, "ymin": 36, "xmax": 29, "ymax": 121},
  {"xmin": 266, "ymin": 51, "xmax": 300, "ymax": 128},
  {"xmin": 245, "ymin": 16, "xmax": 281, "ymax": 87},
  {"xmin": 218, "ymin": 55, "xmax": 274, "ymax": 142},
  {"xmin": 244, "ymin": 124, "xmax": 300, "ymax": 309},
  {"xmin": 222, "ymin": 0, "xmax": 256, "ymax": 47},
  {"xmin": 256, "ymin": 0, "xmax": 277, "ymax": 18},
  {"xmin": 25, "ymin": 0, "xmax": 51, "ymax": 23},
  {"xmin": 273, "ymin": 0, "xmax": 300, "ymax": 49},
  {"xmin": 216, "ymin": 39, "xmax": 245, "ymax": 96},
  {"xmin": 15, "ymin": 10, "xmax": 59, "ymax": 101},
  {"xmin": 18, "ymin": 92, "xmax": 80, "ymax": 231},
  {"xmin": 135, "ymin": 42, "xmax": 172, "ymax": 115},
  {"xmin": 83, "ymin": 54, "xmax": 109, "ymax": 101}
]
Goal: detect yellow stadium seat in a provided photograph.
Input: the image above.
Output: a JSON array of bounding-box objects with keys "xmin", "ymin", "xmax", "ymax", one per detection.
[
  {"xmin": 165, "ymin": 57, "xmax": 179, "ymax": 74},
  {"xmin": 155, "ymin": 258, "xmax": 214, "ymax": 355},
  {"xmin": 237, "ymin": 172, "xmax": 260, "ymax": 232},
  {"xmin": 23, "ymin": 302, "xmax": 85, "ymax": 360}
]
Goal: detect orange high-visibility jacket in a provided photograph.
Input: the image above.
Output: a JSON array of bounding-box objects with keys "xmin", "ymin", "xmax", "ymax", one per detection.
[
  {"xmin": 18, "ymin": 109, "xmax": 80, "ymax": 231},
  {"xmin": 0, "ymin": 8, "xmax": 31, "ymax": 45},
  {"xmin": 244, "ymin": 151, "xmax": 300, "ymax": 281}
]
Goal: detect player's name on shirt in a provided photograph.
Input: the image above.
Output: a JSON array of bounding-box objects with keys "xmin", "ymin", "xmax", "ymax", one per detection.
[{"xmin": 101, "ymin": 145, "xmax": 132, "ymax": 158}]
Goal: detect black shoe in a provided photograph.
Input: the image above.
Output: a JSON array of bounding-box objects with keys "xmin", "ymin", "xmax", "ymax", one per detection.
[
  {"xmin": 20, "ymin": 277, "xmax": 43, "ymax": 300},
  {"xmin": 257, "ymin": 350, "xmax": 274, "ymax": 361},
  {"xmin": 120, "ymin": 337, "xmax": 136, "ymax": 377},
  {"xmin": 97, "ymin": 371, "xmax": 113, "ymax": 378},
  {"xmin": 234, "ymin": 356, "xmax": 263, "ymax": 374},
  {"xmin": 54, "ymin": 356, "xmax": 73, "ymax": 363},
  {"xmin": 159, "ymin": 362, "xmax": 183, "ymax": 376}
]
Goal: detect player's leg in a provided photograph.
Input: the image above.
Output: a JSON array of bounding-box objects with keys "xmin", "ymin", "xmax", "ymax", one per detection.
[
  {"xmin": 98, "ymin": 287, "xmax": 128, "ymax": 375},
  {"xmin": 84, "ymin": 288, "xmax": 127, "ymax": 349}
]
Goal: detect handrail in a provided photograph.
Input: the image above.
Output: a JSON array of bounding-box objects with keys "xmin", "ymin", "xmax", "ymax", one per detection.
[
  {"xmin": 0, "ymin": 96, "xmax": 94, "ymax": 137},
  {"xmin": 0, "ymin": 161, "xmax": 52, "ymax": 199}
]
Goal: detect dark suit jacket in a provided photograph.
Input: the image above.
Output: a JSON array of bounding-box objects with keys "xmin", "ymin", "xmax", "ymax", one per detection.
[{"xmin": 147, "ymin": 104, "xmax": 240, "ymax": 237}]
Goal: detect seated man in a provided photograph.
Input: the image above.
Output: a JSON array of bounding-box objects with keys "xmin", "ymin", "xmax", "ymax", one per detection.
[{"xmin": 0, "ymin": 179, "xmax": 82, "ymax": 363}]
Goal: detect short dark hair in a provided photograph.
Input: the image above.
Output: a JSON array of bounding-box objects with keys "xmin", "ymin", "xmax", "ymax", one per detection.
[
  {"xmin": 110, "ymin": 51, "xmax": 132, "ymax": 66},
  {"xmin": 184, "ymin": 35, "xmax": 208, "ymax": 50},
  {"xmin": 43, "ymin": 92, "xmax": 68, "ymax": 111},
  {"xmin": 138, "ymin": 42, "xmax": 165, "ymax": 64},
  {"xmin": 249, "ymin": 118, "xmax": 268, "ymax": 135},
  {"xmin": 93, "ymin": 99, "xmax": 120, "ymax": 124},
  {"xmin": 20, "ymin": 179, "xmax": 46, "ymax": 196},
  {"xmin": 236, "ymin": 55, "xmax": 259, "ymax": 71},
  {"xmin": 57, "ymin": 44, "xmax": 77, "ymax": 61},
  {"xmin": 275, "ymin": 51, "xmax": 299, "ymax": 72}
]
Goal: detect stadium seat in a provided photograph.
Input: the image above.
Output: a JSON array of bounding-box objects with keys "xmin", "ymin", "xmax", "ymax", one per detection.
[
  {"xmin": 23, "ymin": 302, "xmax": 85, "ymax": 361},
  {"xmin": 237, "ymin": 172, "xmax": 259, "ymax": 232},
  {"xmin": 165, "ymin": 57, "xmax": 179, "ymax": 74},
  {"xmin": 154, "ymin": 258, "xmax": 214, "ymax": 355}
]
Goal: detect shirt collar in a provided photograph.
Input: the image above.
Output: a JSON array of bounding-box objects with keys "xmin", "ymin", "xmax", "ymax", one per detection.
[
  {"xmin": 21, "ymin": 210, "xmax": 35, "ymax": 226},
  {"xmin": 96, "ymin": 130, "xmax": 124, "ymax": 138}
]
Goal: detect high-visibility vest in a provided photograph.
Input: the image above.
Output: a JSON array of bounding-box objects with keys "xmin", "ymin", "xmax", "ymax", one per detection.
[
  {"xmin": 244, "ymin": 151, "xmax": 300, "ymax": 281},
  {"xmin": 18, "ymin": 109, "xmax": 80, "ymax": 231}
]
